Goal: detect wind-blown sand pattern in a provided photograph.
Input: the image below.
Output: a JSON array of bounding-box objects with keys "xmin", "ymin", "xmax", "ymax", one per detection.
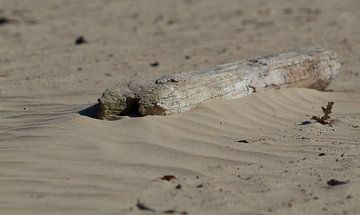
[
  {"xmin": 1, "ymin": 0, "xmax": 360, "ymax": 214},
  {"xmin": 1, "ymin": 89, "xmax": 360, "ymax": 214}
]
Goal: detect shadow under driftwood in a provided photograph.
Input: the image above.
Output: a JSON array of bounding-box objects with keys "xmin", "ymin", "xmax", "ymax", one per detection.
[
  {"xmin": 78, "ymin": 103, "xmax": 142, "ymax": 120},
  {"xmin": 78, "ymin": 104, "xmax": 100, "ymax": 119}
]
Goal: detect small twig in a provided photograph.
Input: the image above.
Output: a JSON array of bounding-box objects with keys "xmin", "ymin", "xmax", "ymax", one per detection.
[{"xmin": 311, "ymin": 102, "xmax": 334, "ymax": 125}]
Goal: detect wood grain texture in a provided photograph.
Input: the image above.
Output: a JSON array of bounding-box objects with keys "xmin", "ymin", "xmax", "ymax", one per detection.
[{"xmin": 98, "ymin": 47, "xmax": 340, "ymax": 119}]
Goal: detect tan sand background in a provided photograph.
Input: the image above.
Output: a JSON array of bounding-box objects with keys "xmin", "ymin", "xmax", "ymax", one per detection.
[{"xmin": 0, "ymin": 0, "xmax": 360, "ymax": 214}]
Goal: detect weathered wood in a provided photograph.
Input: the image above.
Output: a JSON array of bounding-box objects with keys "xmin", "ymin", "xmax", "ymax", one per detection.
[{"xmin": 97, "ymin": 47, "xmax": 340, "ymax": 120}]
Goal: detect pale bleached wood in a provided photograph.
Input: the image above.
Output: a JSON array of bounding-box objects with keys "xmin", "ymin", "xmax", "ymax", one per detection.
[{"xmin": 97, "ymin": 47, "xmax": 340, "ymax": 120}]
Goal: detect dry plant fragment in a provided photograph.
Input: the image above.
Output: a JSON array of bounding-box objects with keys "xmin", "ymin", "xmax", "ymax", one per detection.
[{"xmin": 311, "ymin": 102, "xmax": 334, "ymax": 125}]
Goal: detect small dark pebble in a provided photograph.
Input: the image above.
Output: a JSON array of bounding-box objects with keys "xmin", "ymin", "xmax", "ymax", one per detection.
[
  {"xmin": 167, "ymin": 20, "xmax": 176, "ymax": 25},
  {"xmin": 163, "ymin": 209, "xmax": 176, "ymax": 214},
  {"xmin": 150, "ymin": 61, "xmax": 159, "ymax": 67},
  {"xmin": 75, "ymin": 36, "xmax": 87, "ymax": 45},
  {"xmin": 196, "ymin": 184, "xmax": 203, "ymax": 188},
  {"xmin": 160, "ymin": 175, "xmax": 177, "ymax": 181},
  {"xmin": 185, "ymin": 55, "xmax": 191, "ymax": 60},
  {"xmin": 237, "ymin": 140, "xmax": 249, "ymax": 143},
  {"xmin": 352, "ymin": 125, "xmax": 358, "ymax": 128},
  {"xmin": 136, "ymin": 200, "xmax": 155, "ymax": 212},
  {"xmin": 299, "ymin": 121, "xmax": 311, "ymax": 125},
  {"xmin": 0, "ymin": 17, "xmax": 11, "ymax": 25},
  {"xmin": 327, "ymin": 179, "xmax": 348, "ymax": 186},
  {"xmin": 175, "ymin": 184, "xmax": 182, "ymax": 189},
  {"xmin": 318, "ymin": 153, "xmax": 325, "ymax": 156}
]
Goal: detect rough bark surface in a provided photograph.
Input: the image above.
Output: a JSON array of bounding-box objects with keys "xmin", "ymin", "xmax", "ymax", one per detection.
[{"xmin": 97, "ymin": 47, "xmax": 340, "ymax": 120}]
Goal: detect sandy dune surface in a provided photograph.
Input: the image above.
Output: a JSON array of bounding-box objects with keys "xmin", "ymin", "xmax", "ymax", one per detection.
[{"xmin": 1, "ymin": 0, "xmax": 360, "ymax": 214}]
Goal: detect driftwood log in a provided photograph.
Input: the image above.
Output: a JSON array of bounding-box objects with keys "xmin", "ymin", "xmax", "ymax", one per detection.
[{"xmin": 97, "ymin": 47, "xmax": 340, "ymax": 120}]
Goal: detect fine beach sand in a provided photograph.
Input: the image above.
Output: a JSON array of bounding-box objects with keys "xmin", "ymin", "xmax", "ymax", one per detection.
[{"xmin": 1, "ymin": 0, "xmax": 360, "ymax": 214}]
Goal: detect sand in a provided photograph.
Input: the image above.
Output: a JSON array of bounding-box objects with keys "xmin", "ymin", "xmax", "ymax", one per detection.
[{"xmin": 1, "ymin": 0, "xmax": 359, "ymax": 214}]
